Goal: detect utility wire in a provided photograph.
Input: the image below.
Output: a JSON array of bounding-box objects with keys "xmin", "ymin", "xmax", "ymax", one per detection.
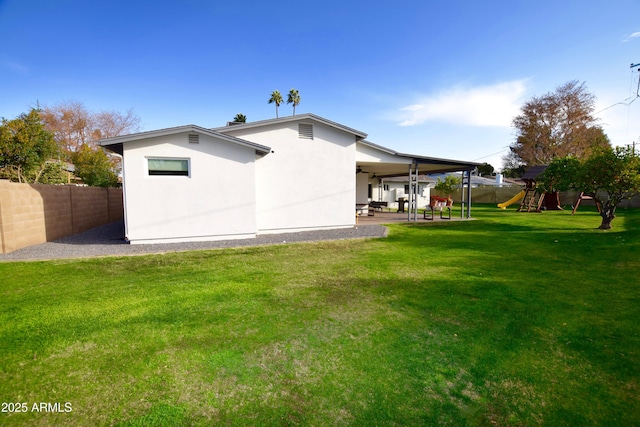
[
  {"xmin": 475, "ymin": 65, "xmax": 640, "ymax": 164},
  {"xmin": 473, "ymin": 147, "xmax": 510, "ymax": 162},
  {"xmin": 594, "ymin": 66, "xmax": 640, "ymax": 114}
]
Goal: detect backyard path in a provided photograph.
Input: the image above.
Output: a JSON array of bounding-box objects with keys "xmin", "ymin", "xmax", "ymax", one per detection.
[{"xmin": 0, "ymin": 221, "xmax": 388, "ymax": 262}]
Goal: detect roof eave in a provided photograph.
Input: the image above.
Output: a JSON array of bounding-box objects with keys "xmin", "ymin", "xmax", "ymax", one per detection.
[
  {"xmin": 213, "ymin": 113, "xmax": 368, "ymax": 139},
  {"xmin": 396, "ymin": 152, "xmax": 482, "ymax": 168},
  {"xmin": 99, "ymin": 125, "xmax": 271, "ymax": 155}
]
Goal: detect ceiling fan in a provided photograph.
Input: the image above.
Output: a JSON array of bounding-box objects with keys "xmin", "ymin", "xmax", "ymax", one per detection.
[{"xmin": 356, "ymin": 166, "xmax": 369, "ymax": 174}]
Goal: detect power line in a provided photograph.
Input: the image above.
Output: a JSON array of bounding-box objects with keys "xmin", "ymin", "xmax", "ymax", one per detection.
[
  {"xmin": 473, "ymin": 147, "xmax": 510, "ymax": 162},
  {"xmin": 475, "ymin": 63, "xmax": 640, "ymax": 165},
  {"xmin": 594, "ymin": 64, "xmax": 640, "ymax": 115}
]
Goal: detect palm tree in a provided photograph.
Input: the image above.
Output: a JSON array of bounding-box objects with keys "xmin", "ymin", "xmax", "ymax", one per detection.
[
  {"xmin": 268, "ymin": 90, "xmax": 283, "ymax": 118},
  {"xmin": 287, "ymin": 89, "xmax": 301, "ymax": 115},
  {"xmin": 233, "ymin": 113, "xmax": 247, "ymax": 123}
]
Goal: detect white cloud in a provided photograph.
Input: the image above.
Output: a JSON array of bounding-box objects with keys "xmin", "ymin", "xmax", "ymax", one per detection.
[
  {"xmin": 623, "ymin": 31, "xmax": 640, "ymax": 42},
  {"xmin": 397, "ymin": 80, "xmax": 528, "ymax": 128},
  {"xmin": 1, "ymin": 56, "xmax": 29, "ymax": 75}
]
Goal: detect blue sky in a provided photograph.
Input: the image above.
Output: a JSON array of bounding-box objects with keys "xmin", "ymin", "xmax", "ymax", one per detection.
[{"xmin": 1, "ymin": 0, "xmax": 639, "ymax": 170}]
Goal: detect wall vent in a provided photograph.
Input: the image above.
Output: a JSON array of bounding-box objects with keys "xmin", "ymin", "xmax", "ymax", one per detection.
[
  {"xmin": 298, "ymin": 123, "xmax": 313, "ymax": 139},
  {"xmin": 188, "ymin": 134, "xmax": 199, "ymax": 144}
]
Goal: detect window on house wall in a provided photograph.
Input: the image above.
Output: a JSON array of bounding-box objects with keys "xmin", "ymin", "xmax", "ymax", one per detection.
[
  {"xmin": 298, "ymin": 123, "xmax": 313, "ymax": 139},
  {"xmin": 368, "ymin": 183, "xmax": 372, "ymax": 198},
  {"xmin": 147, "ymin": 158, "xmax": 190, "ymax": 176},
  {"xmin": 404, "ymin": 184, "xmax": 410, "ymax": 193},
  {"xmin": 383, "ymin": 184, "xmax": 389, "ymax": 191}
]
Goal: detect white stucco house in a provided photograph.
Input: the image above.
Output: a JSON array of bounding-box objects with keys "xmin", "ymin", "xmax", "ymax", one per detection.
[
  {"xmin": 371, "ymin": 175, "xmax": 436, "ymax": 210},
  {"xmin": 100, "ymin": 114, "xmax": 479, "ymax": 244}
]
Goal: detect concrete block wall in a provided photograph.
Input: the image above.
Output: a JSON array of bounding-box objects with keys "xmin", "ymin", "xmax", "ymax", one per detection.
[
  {"xmin": 0, "ymin": 180, "xmax": 123, "ymax": 254},
  {"xmin": 435, "ymin": 187, "xmax": 640, "ymax": 208}
]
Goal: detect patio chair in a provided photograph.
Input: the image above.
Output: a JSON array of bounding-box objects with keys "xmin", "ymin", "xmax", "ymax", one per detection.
[{"xmin": 424, "ymin": 196, "xmax": 453, "ymax": 220}]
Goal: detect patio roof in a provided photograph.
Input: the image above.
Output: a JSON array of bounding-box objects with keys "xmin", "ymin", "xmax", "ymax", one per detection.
[
  {"xmin": 356, "ymin": 140, "xmax": 479, "ymax": 220},
  {"xmin": 356, "ymin": 140, "xmax": 480, "ymax": 177}
]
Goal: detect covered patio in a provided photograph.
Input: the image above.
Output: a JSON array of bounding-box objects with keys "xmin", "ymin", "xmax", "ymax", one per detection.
[
  {"xmin": 355, "ymin": 140, "xmax": 481, "ymax": 221},
  {"xmin": 355, "ymin": 209, "xmax": 471, "ymax": 225}
]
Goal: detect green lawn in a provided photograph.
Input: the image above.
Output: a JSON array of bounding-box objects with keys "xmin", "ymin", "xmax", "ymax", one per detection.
[{"xmin": 1, "ymin": 205, "xmax": 639, "ymax": 426}]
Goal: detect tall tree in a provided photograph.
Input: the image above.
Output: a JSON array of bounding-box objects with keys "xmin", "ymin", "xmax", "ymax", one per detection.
[
  {"xmin": 92, "ymin": 108, "xmax": 141, "ymax": 140},
  {"xmin": 501, "ymin": 150, "xmax": 526, "ymax": 178},
  {"xmin": 0, "ymin": 108, "xmax": 58, "ymax": 183},
  {"xmin": 287, "ymin": 89, "xmax": 301, "ymax": 115},
  {"xmin": 508, "ymin": 81, "xmax": 610, "ymax": 167},
  {"xmin": 233, "ymin": 113, "xmax": 247, "ymax": 123},
  {"xmin": 41, "ymin": 101, "xmax": 140, "ymax": 153},
  {"xmin": 268, "ymin": 90, "xmax": 283, "ymax": 118}
]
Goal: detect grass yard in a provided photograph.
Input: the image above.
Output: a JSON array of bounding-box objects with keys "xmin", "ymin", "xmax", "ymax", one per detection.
[{"xmin": 1, "ymin": 205, "xmax": 639, "ymax": 426}]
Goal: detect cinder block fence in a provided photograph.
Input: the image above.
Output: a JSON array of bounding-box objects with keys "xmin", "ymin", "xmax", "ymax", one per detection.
[
  {"xmin": 439, "ymin": 187, "xmax": 640, "ymax": 209},
  {"xmin": 0, "ymin": 180, "xmax": 123, "ymax": 254}
]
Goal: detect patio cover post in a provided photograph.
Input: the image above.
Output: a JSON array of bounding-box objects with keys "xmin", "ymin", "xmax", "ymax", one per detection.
[
  {"xmin": 461, "ymin": 168, "xmax": 473, "ymax": 218},
  {"xmin": 407, "ymin": 163, "xmax": 418, "ymax": 222},
  {"xmin": 407, "ymin": 164, "xmax": 411, "ymax": 222},
  {"xmin": 413, "ymin": 163, "xmax": 419, "ymax": 221}
]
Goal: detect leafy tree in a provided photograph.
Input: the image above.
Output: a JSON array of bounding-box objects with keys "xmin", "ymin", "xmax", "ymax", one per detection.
[
  {"xmin": 540, "ymin": 147, "xmax": 640, "ymax": 229},
  {"xmin": 537, "ymin": 156, "xmax": 581, "ymax": 193},
  {"xmin": 477, "ymin": 162, "xmax": 495, "ymax": 176},
  {"xmin": 0, "ymin": 108, "xmax": 59, "ymax": 183},
  {"xmin": 434, "ymin": 175, "xmax": 462, "ymax": 195},
  {"xmin": 39, "ymin": 161, "xmax": 69, "ymax": 184},
  {"xmin": 579, "ymin": 147, "xmax": 640, "ymax": 229},
  {"xmin": 71, "ymin": 144, "xmax": 119, "ymax": 187},
  {"xmin": 501, "ymin": 166, "xmax": 526, "ymax": 179},
  {"xmin": 233, "ymin": 113, "xmax": 247, "ymax": 123},
  {"xmin": 509, "ymin": 81, "xmax": 610, "ymax": 167},
  {"xmin": 287, "ymin": 89, "xmax": 301, "ymax": 115},
  {"xmin": 268, "ymin": 90, "xmax": 283, "ymax": 118}
]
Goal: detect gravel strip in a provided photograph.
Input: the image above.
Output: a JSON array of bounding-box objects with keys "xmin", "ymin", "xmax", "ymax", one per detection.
[{"xmin": 0, "ymin": 221, "xmax": 388, "ymax": 262}]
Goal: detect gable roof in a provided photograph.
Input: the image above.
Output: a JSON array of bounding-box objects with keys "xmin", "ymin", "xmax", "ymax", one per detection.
[
  {"xmin": 99, "ymin": 125, "xmax": 271, "ymax": 156},
  {"xmin": 212, "ymin": 113, "xmax": 368, "ymax": 139}
]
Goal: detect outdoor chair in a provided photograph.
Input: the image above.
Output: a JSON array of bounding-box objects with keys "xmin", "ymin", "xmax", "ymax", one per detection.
[{"xmin": 424, "ymin": 196, "xmax": 453, "ymax": 220}]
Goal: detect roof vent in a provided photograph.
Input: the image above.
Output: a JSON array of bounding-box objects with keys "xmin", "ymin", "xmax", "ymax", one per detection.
[
  {"xmin": 188, "ymin": 134, "xmax": 199, "ymax": 144},
  {"xmin": 298, "ymin": 123, "xmax": 313, "ymax": 139}
]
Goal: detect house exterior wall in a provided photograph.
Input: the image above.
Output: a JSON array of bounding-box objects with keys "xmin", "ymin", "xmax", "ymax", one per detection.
[
  {"xmin": 356, "ymin": 143, "xmax": 406, "ymax": 164},
  {"xmin": 222, "ymin": 121, "xmax": 356, "ymax": 233},
  {"xmin": 356, "ymin": 173, "xmax": 371, "ymax": 205},
  {"xmin": 373, "ymin": 179, "xmax": 431, "ymax": 209},
  {"xmin": 121, "ymin": 132, "xmax": 258, "ymax": 244}
]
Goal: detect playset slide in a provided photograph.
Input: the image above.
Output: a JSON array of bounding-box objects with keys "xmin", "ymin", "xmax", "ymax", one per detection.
[{"xmin": 497, "ymin": 190, "xmax": 525, "ymax": 209}]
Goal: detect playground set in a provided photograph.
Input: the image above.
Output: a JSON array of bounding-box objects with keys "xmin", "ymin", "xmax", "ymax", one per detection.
[{"xmin": 497, "ymin": 166, "xmax": 562, "ymax": 212}]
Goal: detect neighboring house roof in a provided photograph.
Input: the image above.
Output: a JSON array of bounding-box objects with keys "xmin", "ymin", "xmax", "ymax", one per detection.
[
  {"xmin": 212, "ymin": 113, "xmax": 368, "ymax": 139},
  {"xmin": 99, "ymin": 125, "xmax": 271, "ymax": 156},
  {"xmin": 428, "ymin": 172, "xmax": 518, "ymax": 187}
]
